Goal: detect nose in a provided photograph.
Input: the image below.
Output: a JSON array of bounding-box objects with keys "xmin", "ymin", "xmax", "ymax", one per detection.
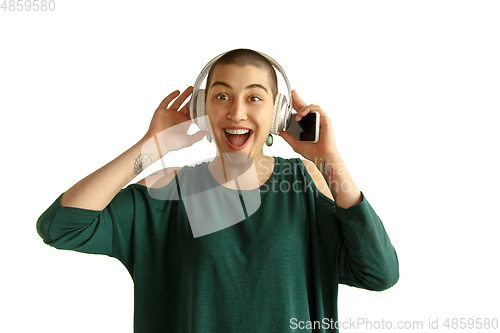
[{"xmin": 226, "ymin": 99, "xmax": 247, "ymax": 122}]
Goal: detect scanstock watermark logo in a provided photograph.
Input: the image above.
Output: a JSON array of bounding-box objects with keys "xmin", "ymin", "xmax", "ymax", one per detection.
[{"xmin": 139, "ymin": 116, "xmax": 263, "ymax": 238}]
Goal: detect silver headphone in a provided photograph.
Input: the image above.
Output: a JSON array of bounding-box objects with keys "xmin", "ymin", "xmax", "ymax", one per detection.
[{"xmin": 189, "ymin": 50, "xmax": 293, "ymax": 135}]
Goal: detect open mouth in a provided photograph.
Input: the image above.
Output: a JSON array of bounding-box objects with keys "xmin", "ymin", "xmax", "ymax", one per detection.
[{"xmin": 223, "ymin": 128, "xmax": 252, "ymax": 151}]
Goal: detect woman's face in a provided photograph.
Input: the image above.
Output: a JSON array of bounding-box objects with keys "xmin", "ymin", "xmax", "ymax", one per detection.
[{"xmin": 205, "ymin": 64, "xmax": 274, "ymax": 161}]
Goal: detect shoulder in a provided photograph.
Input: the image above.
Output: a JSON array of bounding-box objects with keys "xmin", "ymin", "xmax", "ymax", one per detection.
[{"xmin": 299, "ymin": 159, "xmax": 334, "ymax": 200}]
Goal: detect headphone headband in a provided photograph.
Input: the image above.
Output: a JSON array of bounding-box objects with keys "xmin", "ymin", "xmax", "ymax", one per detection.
[{"xmin": 189, "ymin": 50, "xmax": 292, "ymax": 133}]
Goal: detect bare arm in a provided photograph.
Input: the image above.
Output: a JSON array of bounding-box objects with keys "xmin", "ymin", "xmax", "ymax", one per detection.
[
  {"xmin": 279, "ymin": 90, "xmax": 361, "ymax": 209},
  {"xmin": 60, "ymin": 137, "xmax": 157, "ymax": 210},
  {"xmin": 322, "ymin": 154, "xmax": 362, "ymax": 208},
  {"xmin": 60, "ymin": 87, "xmax": 206, "ymax": 211}
]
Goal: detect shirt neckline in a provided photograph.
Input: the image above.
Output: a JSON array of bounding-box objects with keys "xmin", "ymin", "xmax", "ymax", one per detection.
[{"xmin": 202, "ymin": 156, "xmax": 281, "ymax": 193}]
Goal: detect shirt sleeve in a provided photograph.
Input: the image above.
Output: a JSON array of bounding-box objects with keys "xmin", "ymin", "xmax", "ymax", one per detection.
[
  {"xmin": 332, "ymin": 193, "xmax": 399, "ymax": 291},
  {"xmin": 36, "ymin": 186, "xmax": 136, "ymax": 273},
  {"xmin": 295, "ymin": 158, "xmax": 399, "ymax": 291}
]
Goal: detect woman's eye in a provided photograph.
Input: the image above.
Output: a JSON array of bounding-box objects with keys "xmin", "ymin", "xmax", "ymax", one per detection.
[
  {"xmin": 249, "ymin": 96, "xmax": 262, "ymax": 102},
  {"xmin": 215, "ymin": 94, "xmax": 229, "ymax": 101}
]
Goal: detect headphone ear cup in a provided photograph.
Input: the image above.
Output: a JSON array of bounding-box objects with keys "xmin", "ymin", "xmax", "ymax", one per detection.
[
  {"xmin": 196, "ymin": 89, "xmax": 207, "ymax": 131},
  {"xmin": 270, "ymin": 93, "xmax": 287, "ymax": 135}
]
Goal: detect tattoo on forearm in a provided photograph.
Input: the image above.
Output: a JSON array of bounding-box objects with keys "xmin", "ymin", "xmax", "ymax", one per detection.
[{"xmin": 134, "ymin": 153, "xmax": 152, "ymax": 175}]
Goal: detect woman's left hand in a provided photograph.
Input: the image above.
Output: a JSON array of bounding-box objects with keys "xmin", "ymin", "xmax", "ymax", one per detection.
[{"xmin": 279, "ymin": 90, "xmax": 340, "ymax": 165}]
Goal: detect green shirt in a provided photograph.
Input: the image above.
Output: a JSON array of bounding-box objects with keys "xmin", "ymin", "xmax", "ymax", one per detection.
[{"xmin": 37, "ymin": 157, "xmax": 399, "ymax": 332}]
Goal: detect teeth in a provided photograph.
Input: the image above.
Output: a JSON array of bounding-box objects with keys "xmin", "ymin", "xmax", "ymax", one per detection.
[{"xmin": 224, "ymin": 129, "xmax": 250, "ymax": 135}]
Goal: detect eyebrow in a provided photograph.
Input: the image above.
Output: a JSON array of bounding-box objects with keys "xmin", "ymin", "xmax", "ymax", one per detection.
[{"xmin": 210, "ymin": 81, "xmax": 268, "ymax": 93}]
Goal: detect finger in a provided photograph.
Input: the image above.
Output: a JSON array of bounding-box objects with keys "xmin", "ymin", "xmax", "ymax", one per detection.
[
  {"xmin": 307, "ymin": 105, "xmax": 330, "ymax": 129},
  {"xmin": 170, "ymin": 86, "xmax": 193, "ymax": 111},
  {"xmin": 279, "ymin": 131, "xmax": 302, "ymax": 152},
  {"xmin": 179, "ymin": 100, "xmax": 190, "ymax": 115},
  {"xmin": 292, "ymin": 90, "xmax": 309, "ymax": 111},
  {"xmin": 296, "ymin": 104, "xmax": 331, "ymax": 128},
  {"xmin": 295, "ymin": 104, "xmax": 316, "ymax": 121},
  {"xmin": 292, "ymin": 95, "xmax": 303, "ymax": 113},
  {"xmin": 158, "ymin": 90, "xmax": 180, "ymax": 109}
]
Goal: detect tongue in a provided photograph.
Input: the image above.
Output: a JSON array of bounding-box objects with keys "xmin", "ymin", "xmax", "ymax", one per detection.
[{"xmin": 228, "ymin": 133, "xmax": 250, "ymax": 146}]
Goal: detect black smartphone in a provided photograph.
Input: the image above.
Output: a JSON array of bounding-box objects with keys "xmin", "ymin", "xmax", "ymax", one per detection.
[{"xmin": 285, "ymin": 111, "xmax": 320, "ymax": 143}]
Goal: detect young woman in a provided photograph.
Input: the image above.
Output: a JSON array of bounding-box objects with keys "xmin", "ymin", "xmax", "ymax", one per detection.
[{"xmin": 37, "ymin": 49, "xmax": 399, "ymax": 332}]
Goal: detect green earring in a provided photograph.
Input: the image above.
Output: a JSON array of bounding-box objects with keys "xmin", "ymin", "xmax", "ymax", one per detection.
[
  {"xmin": 266, "ymin": 134, "xmax": 273, "ymax": 147},
  {"xmin": 206, "ymin": 132, "xmax": 212, "ymax": 143}
]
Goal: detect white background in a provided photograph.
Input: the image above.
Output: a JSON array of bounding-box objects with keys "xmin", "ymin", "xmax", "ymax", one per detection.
[{"xmin": 1, "ymin": 1, "xmax": 499, "ymax": 332}]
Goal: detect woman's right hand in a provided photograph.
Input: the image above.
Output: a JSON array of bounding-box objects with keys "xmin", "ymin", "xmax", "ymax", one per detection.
[{"xmin": 144, "ymin": 86, "xmax": 207, "ymax": 155}]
